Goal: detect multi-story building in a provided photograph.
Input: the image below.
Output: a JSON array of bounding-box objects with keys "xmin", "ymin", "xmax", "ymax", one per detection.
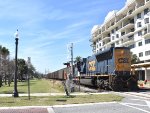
[{"xmin": 90, "ymin": 0, "xmax": 150, "ymax": 80}]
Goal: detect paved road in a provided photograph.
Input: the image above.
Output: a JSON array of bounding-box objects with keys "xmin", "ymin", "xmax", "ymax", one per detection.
[
  {"xmin": 53, "ymin": 101, "xmax": 150, "ymax": 113},
  {"xmin": 0, "ymin": 91, "xmax": 150, "ymax": 113},
  {"xmin": 53, "ymin": 90, "xmax": 150, "ymax": 113}
]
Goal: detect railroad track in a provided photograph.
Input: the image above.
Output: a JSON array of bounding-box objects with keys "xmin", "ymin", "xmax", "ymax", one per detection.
[{"xmin": 74, "ymin": 84, "xmax": 99, "ymax": 93}]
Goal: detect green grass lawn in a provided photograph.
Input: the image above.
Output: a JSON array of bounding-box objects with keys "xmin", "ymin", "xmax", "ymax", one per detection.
[
  {"xmin": 0, "ymin": 94, "xmax": 123, "ymax": 107},
  {"xmin": 0, "ymin": 79, "xmax": 124, "ymax": 107},
  {"xmin": 0, "ymin": 79, "xmax": 64, "ymax": 94}
]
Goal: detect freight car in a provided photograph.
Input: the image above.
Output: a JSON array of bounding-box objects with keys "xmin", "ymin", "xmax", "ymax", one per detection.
[
  {"xmin": 47, "ymin": 67, "xmax": 68, "ymax": 80},
  {"xmin": 75, "ymin": 47, "xmax": 138, "ymax": 91}
]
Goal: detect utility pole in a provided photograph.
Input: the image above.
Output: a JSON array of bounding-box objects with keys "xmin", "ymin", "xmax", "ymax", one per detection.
[
  {"xmin": 70, "ymin": 43, "xmax": 74, "ymax": 78},
  {"xmin": 70, "ymin": 43, "xmax": 74, "ymax": 92}
]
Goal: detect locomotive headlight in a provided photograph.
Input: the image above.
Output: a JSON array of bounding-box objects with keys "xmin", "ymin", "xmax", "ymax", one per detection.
[{"xmin": 121, "ymin": 50, "xmax": 124, "ymax": 54}]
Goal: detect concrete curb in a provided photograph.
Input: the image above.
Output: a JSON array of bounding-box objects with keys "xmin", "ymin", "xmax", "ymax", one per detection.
[
  {"xmin": 0, "ymin": 101, "xmax": 117, "ymax": 109},
  {"xmin": 114, "ymin": 92, "xmax": 150, "ymax": 99}
]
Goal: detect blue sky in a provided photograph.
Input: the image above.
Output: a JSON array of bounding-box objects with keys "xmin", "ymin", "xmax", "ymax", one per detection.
[{"xmin": 0, "ymin": 0, "xmax": 126, "ymax": 73}]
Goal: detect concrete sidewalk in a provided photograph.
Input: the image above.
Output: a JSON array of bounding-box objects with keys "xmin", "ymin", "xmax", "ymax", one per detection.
[
  {"xmin": 0, "ymin": 92, "xmax": 109, "ymax": 97},
  {"xmin": 0, "ymin": 93, "xmax": 65, "ymax": 97}
]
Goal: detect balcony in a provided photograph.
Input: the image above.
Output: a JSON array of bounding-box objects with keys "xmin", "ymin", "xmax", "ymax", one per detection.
[
  {"xmin": 103, "ymin": 39, "xmax": 111, "ymax": 46},
  {"xmin": 136, "ymin": 2, "xmax": 145, "ymax": 9},
  {"xmin": 143, "ymin": 32, "xmax": 150, "ymax": 38},
  {"xmin": 132, "ymin": 3, "xmax": 145, "ymax": 15},
  {"xmin": 102, "ymin": 35, "xmax": 110, "ymax": 41},
  {"xmin": 119, "ymin": 22, "xmax": 134, "ymax": 31},
  {"xmin": 121, "ymin": 37, "xmax": 134, "ymax": 46},
  {"xmin": 145, "ymin": 0, "xmax": 150, "ymax": 5},
  {"xmin": 121, "ymin": 36, "xmax": 134, "ymax": 44},
  {"xmin": 143, "ymin": 24, "xmax": 150, "ymax": 38}
]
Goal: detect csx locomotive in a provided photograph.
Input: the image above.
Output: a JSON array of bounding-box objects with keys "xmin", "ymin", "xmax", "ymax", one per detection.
[
  {"xmin": 47, "ymin": 47, "xmax": 138, "ymax": 91},
  {"xmin": 76, "ymin": 47, "xmax": 137, "ymax": 91}
]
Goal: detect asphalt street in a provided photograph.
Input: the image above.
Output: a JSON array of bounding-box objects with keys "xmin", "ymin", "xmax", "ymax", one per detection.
[
  {"xmin": 53, "ymin": 100, "xmax": 150, "ymax": 113},
  {"xmin": 53, "ymin": 91, "xmax": 150, "ymax": 113}
]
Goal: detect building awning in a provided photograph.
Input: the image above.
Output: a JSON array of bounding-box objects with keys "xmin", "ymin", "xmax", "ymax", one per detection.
[{"xmin": 131, "ymin": 62, "xmax": 150, "ymax": 68}]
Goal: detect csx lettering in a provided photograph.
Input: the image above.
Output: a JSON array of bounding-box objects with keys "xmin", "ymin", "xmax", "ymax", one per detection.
[
  {"xmin": 118, "ymin": 58, "xmax": 129, "ymax": 63},
  {"xmin": 88, "ymin": 61, "xmax": 96, "ymax": 71}
]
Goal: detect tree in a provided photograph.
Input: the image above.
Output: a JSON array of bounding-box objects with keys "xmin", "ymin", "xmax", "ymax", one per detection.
[
  {"xmin": 7, "ymin": 60, "xmax": 15, "ymax": 86},
  {"xmin": 1, "ymin": 47, "xmax": 10, "ymax": 85},
  {"xmin": 0, "ymin": 45, "xmax": 2, "ymax": 87},
  {"xmin": 74, "ymin": 56, "xmax": 82, "ymax": 63},
  {"xmin": 18, "ymin": 59, "xmax": 28, "ymax": 81},
  {"xmin": 131, "ymin": 52, "xmax": 140, "ymax": 64}
]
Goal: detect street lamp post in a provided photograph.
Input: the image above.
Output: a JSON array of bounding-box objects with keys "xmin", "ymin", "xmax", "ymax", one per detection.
[{"xmin": 13, "ymin": 29, "xmax": 19, "ymax": 97}]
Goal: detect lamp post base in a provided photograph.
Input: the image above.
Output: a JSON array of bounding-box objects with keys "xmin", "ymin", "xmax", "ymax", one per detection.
[{"xmin": 13, "ymin": 91, "xmax": 19, "ymax": 97}]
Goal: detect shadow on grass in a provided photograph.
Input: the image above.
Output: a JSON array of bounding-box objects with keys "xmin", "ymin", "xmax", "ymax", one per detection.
[
  {"xmin": 56, "ymin": 99, "xmax": 67, "ymax": 102},
  {"xmin": 18, "ymin": 82, "xmax": 36, "ymax": 86},
  {"xmin": 55, "ymin": 95, "xmax": 76, "ymax": 102},
  {"xmin": 0, "ymin": 91, "xmax": 26, "ymax": 94},
  {"xmin": 5, "ymin": 101, "xmax": 15, "ymax": 103},
  {"xmin": 0, "ymin": 91, "xmax": 13, "ymax": 94},
  {"xmin": 63, "ymin": 95, "xmax": 76, "ymax": 98}
]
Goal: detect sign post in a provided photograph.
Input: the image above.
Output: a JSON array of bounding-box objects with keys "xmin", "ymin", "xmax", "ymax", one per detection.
[{"xmin": 27, "ymin": 57, "xmax": 31, "ymax": 100}]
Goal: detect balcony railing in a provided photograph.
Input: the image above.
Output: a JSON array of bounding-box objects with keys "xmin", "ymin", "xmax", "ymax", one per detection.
[
  {"xmin": 121, "ymin": 37, "xmax": 134, "ymax": 44},
  {"xmin": 136, "ymin": 3, "xmax": 145, "ymax": 9}
]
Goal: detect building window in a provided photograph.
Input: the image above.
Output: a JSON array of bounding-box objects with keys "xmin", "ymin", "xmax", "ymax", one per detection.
[
  {"xmin": 145, "ymin": 39, "xmax": 150, "ymax": 44},
  {"xmin": 116, "ymin": 41, "xmax": 119, "ymax": 45},
  {"xmin": 112, "ymin": 36, "xmax": 114, "ymax": 40},
  {"xmin": 137, "ymin": 22, "xmax": 142, "ymax": 27},
  {"xmin": 121, "ymin": 32, "xmax": 125, "ymax": 36},
  {"xmin": 145, "ymin": 50, "xmax": 150, "ymax": 56},
  {"xmin": 129, "ymin": 44, "xmax": 135, "ymax": 49},
  {"xmin": 107, "ymin": 33, "xmax": 110, "ymax": 37},
  {"xmin": 111, "ymin": 29, "xmax": 114, "ymax": 34},
  {"xmin": 116, "ymin": 34, "xmax": 119, "ymax": 38},
  {"xmin": 99, "ymin": 43, "xmax": 101, "ymax": 46},
  {"xmin": 144, "ymin": 28, "xmax": 147, "ymax": 35},
  {"xmin": 139, "ymin": 52, "xmax": 143, "ymax": 57},
  {"xmin": 111, "ymin": 22, "xmax": 114, "ymax": 26},
  {"xmin": 115, "ymin": 27, "xmax": 118, "ymax": 31},
  {"xmin": 111, "ymin": 43, "xmax": 115, "ymax": 47},
  {"xmin": 129, "ymin": 9, "xmax": 133, "ymax": 14},
  {"xmin": 103, "ymin": 42, "xmax": 105, "ymax": 45},
  {"xmin": 138, "ymin": 41, "xmax": 142, "ymax": 46},
  {"xmin": 144, "ymin": 8, "xmax": 149, "ymax": 15},
  {"xmin": 96, "ymin": 39, "xmax": 99, "ymax": 43},
  {"xmin": 131, "ymin": 28, "xmax": 134, "ymax": 32},
  {"xmin": 146, "ymin": 0, "xmax": 149, "ymax": 2},
  {"xmin": 128, "ymin": 35, "xmax": 133, "ymax": 39},
  {"xmin": 137, "ymin": 13, "xmax": 141, "ymax": 19},
  {"xmin": 138, "ymin": 31, "xmax": 142, "ymax": 36},
  {"xmin": 98, "ymin": 30, "xmax": 101, "ymax": 34},
  {"xmin": 144, "ymin": 18, "xmax": 149, "ymax": 24}
]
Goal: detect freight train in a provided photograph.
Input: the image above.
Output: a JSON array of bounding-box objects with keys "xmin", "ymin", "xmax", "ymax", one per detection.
[{"xmin": 47, "ymin": 47, "xmax": 138, "ymax": 91}]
